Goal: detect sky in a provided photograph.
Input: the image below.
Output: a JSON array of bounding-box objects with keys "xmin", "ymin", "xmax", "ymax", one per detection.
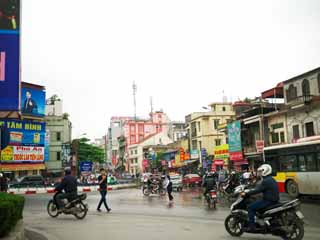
[{"xmin": 21, "ymin": 0, "xmax": 320, "ymax": 140}]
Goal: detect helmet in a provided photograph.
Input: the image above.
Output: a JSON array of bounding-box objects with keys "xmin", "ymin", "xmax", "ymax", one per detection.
[
  {"xmin": 0, "ymin": 173, "xmax": 3, "ymax": 177},
  {"xmin": 64, "ymin": 167, "xmax": 71, "ymax": 175},
  {"xmin": 231, "ymin": 171, "xmax": 236, "ymax": 175},
  {"xmin": 258, "ymin": 164, "xmax": 272, "ymax": 177}
]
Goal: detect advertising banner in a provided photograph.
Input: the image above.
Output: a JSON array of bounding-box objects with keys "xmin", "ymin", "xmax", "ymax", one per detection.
[
  {"xmin": 21, "ymin": 87, "xmax": 46, "ymax": 117},
  {"xmin": 0, "ymin": 0, "xmax": 20, "ymax": 110},
  {"xmin": 190, "ymin": 150, "xmax": 199, "ymax": 159},
  {"xmin": 214, "ymin": 144, "xmax": 229, "ymax": 164},
  {"xmin": 44, "ymin": 130, "xmax": 50, "ymax": 161},
  {"xmin": 0, "ymin": 119, "xmax": 46, "ymax": 146},
  {"xmin": 80, "ymin": 161, "xmax": 93, "ymax": 173},
  {"xmin": 228, "ymin": 121, "xmax": 243, "ymax": 160},
  {"xmin": 1, "ymin": 146, "xmax": 44, "ymax": 162}
]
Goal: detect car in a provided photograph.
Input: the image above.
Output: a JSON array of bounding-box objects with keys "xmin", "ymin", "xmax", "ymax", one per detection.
[
  {"xmin": 170, "ymin": 174, "xmax": 183, "ymax": 191},
  {"xmin": 182, "ymin": 174, "xmax": 202, "ymax": 187},
  {"xmin": 9, "ymin": 175, "xmax": 45, "ymax": 188}
]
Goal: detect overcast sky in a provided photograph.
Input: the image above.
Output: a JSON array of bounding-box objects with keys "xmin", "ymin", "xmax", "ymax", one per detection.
[{"xmin": 21, "ymin": 0, "xmax": 320, "ymax": 140}]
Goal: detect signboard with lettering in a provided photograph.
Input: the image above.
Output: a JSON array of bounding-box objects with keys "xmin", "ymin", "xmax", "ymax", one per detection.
[
  {"xmin": 228, "ymin": 121, "xmax": 243, "ymax": 161},
  {"xmin": 1, "ymin": 146, "xmax": 44, "ymax": 162},
  {"xmin": 214, "ymin": 144, "xmax": 229, "ymax": 165}
]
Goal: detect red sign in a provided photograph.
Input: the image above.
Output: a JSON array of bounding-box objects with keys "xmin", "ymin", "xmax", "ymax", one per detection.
[
  {"xmin": 142, "ymin": 159, "xmax": 149, "ymax": 167},
  {"xmin": 256, "ymin": 140, "xmax": 265, "ymax": 153},
  {"xmin": 230, "ymin": 152, "xmax": 243, "ymax": 161},
  {"xmin": 214, "ymin": 160, "xmax": 224, "ymax": 165}
]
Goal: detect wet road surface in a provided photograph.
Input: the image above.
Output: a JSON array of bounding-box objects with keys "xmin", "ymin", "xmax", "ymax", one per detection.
[{"xmin": 23, "ymin": 188, "xmax": 320, "ymax": 240}]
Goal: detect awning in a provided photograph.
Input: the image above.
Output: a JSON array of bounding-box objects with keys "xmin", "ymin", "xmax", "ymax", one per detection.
[
  {"xmin": 232, "ymin": 160, "xmax": 249, "ymax": 166},
  {"xmin": 261, "ymin": 82, "xmax": 284, "ymax": 99},
  {"xmin": 0, "ymin": 163, "xmax": 46, "ymax": 171}
]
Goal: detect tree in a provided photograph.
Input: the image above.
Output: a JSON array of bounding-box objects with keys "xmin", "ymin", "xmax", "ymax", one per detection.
[
  {"xmin": 49, "ymin": 94, "xmax": 61, "ymax": 104},
  {"xmin": 62, "ymin": 113, "xmax": 69, "ymax": 120},
  {"xmin": 76, "ymin": 138, "xmax": 105, "ymax": 163}
]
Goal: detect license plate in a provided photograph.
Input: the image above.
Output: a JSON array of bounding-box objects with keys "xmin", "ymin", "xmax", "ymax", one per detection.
[
  {"xmin": 296, "ymin": 211, "xmax": 304, "ymax": 219},
  {"xmin": 210, "ymin": 193, "xmax": 216, "ymax": 197}
]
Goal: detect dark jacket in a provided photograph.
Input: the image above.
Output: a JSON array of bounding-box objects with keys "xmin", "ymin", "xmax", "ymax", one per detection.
[
  {"xmin": 248, "ymin": 175, "xmax": 279, "ymax": 202},
  {"xmin": 22, "ymin": 98, "xmax": 38, "ymax": 114},
  {"xmin": 203, "ymin": 174, "xmax": 216, "ymax": 189},
  {"xmin": 98, "ymin": 175, "xmax": 108, "ymax": 191},
  {"xmin": 55, "ymin": 175, "xmax": 77, "ymax": 194}
]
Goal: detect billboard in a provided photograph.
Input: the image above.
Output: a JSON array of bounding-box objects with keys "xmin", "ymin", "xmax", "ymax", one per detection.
[
  {"xmin": 214, "ymin": 144, "xmax": 229, "ymax": 164},
  {"xmin": 21, "ymin": 87, "xmax": 46, "ymax": 117},
  {"xmin": 80, "ymin": 161, "xmax": 93, "ymax": 176},
  {"xmin": 228, "ymin": 121, "xmax": 243, "ymax": 161},
  {"xmin": 1, "ymin": 146, "xmax": 44, "ymax": 162},
  {"xmin": 0, "ymin": 0, "xmax": 20, "ymax": 110},
  {"xmin": 0, "ymin": 119, "xmax": 46, "ymax": 146}
]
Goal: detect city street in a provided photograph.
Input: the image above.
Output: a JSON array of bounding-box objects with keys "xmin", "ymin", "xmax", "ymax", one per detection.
[{"xmin": 23, "ymin": 188, "xmax": 320, "ymax": 240}]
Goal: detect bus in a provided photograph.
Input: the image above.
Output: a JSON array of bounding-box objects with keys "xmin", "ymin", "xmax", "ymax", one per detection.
[{"xmin": 264, "ymin": 140, "xmax": 320, "ymax": 198}]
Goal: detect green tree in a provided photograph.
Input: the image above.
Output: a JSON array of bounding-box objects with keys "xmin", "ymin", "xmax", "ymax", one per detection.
[{"xmin": 77, "ymin": 138, "xmax": 105, "ymax": 163}]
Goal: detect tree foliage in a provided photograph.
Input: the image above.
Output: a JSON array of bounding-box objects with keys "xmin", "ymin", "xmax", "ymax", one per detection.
[{"xmin": 77, "ymin": 138, "xmax": 105, "ymax": 163}]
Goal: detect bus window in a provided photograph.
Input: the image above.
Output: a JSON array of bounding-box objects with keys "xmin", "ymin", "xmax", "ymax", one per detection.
[
  {"xmin": 298, "ymin": 155, "xmax": 307, "ymax": 172},
  {"xmin": 280, "ymin": 155, "xmax": 298, "ymax": 172},
  {"xmin": 299, "ymin": 154, "xmax": 317, "ymax": 172},
  {"xmin": 317, "ymin": 153, "xmax": 320, "ymax": 171}
]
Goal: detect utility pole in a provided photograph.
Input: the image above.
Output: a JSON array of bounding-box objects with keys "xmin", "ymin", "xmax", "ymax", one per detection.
[{"xmin": 133, "ymin": 81, "xmax": 137, "ymax": 121}]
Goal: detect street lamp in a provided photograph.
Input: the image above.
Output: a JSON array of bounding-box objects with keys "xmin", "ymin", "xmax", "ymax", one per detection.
[{"xmin": 202, "ymin": 106, "xmax": 209, "ymax": 110}]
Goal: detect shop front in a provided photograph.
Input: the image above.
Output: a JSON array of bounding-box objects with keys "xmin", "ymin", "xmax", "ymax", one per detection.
[{"xmin": 0, "ymin": 163, "xmax": 46, "ymax": 179}]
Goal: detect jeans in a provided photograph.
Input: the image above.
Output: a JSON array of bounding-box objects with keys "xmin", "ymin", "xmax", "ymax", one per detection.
[
  {"xmin": 248, "ymin": 200, "xmax": 274, "ymax": 225},
  {"xmin": 167, "ymin": 184, "xmax": 173, "ymax": 201},
  {"xmin": 56, "ymin": 192, "xmax": 77, "ymax": 209},
  {"xmin": 97, "ymin": 190, "xmax": 110, "ymax": 210}
]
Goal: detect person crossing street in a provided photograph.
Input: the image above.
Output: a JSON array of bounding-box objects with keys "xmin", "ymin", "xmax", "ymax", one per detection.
[{"xmin": 97, "ymin": 168, "xmax": 111, "ymax": 212}]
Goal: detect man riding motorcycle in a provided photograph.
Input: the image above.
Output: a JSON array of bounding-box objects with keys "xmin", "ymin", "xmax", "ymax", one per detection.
[
  {"xmin": 202, "ymin": 171, "xmax": 217, "ymax": 196},
  {"xmin": 54, "ymin": 167, "xmax": 78, "ymax": 213},
  {"xmin": 241, "ymin": 164, "xmax": 279, "ymax": 231}
]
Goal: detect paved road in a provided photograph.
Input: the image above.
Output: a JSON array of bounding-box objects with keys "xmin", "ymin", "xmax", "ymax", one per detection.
[{"xmin": 23, "ymin": 189, "xmax": 320, "ymax": 240}]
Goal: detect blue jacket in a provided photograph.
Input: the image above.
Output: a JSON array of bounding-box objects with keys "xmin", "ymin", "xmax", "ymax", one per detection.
[{"xmin": 248, "ymin": 175, "xmax": 279, "ymax": 202}]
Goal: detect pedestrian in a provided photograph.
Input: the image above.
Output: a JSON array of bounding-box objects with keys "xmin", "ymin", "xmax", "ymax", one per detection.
[
  {"xmin": 163, "ymin": 173, "xmax": 173, "ymax": 202},
  {"xmin": 0, "ymin": 173, "xmax": 8, "ymax": 192},
  {"xmin": 97, "ymin": 168, "xmax": 111, "ymax": 212}
]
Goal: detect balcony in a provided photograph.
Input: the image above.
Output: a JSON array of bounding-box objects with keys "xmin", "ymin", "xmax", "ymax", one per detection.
[{"xmin": 287, "ymin": 95, "xmax": 313, "ymax": 107}]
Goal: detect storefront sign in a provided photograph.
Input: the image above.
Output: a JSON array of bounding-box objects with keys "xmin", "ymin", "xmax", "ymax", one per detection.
[
  {"xmin": 228, "ymin": 121, "xmax": 243, "ymax": 160},
  {"xmin": 1, "ymin": 146, "xmax": 44, "ymax": 162},
  {"xmin": 256, "ymin": 140, "xmax": 265, "ymax": 153},
  {"xmin": 214, "ymin": 144, "xmax": 229, "ymax": 164},
  {"xmin": 190, "ymin": 150, "xmax": 199, "ymax": 159},
  {"xmin": 229, "ymin": 152, "xmax": 243, "ymax": 161}
]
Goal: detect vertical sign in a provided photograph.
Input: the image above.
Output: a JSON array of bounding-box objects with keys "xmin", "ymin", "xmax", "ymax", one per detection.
[
  {"xmin": 0, "ymin": 0, "xmax": 20, "ymax": 110},
  {"xmin": 228, "ymin": 121, "xmax": 243, "ymax": 161}
]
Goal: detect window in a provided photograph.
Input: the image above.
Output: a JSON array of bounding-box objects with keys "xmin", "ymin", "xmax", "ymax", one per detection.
[
  {"xmin": 130, "ymin": 125, "xmax": 135, "ymax": 132},
  {"xmin": 130, "ymin": 135, "xmax": 135, "ymax": 144},
  {"xmin": 302, "ymin": 79, "xmax": 310, "ymax": 97},
  {"xmin": 214, "ymin": 119, "xmax": 220, "ymax": 130},
  {"xmin": 280, "ymin": 155, "xmax": 298, "ymax": 172},
  {"xmin": 139, "ymin": 135, "xmax": 144, "ymax": 142},
  {"xmin": 191, "ymin": 122, "xmax": 197, "ymax": 137},
  {"xmin": 292, "ymin": 125, "xmax": 300, "ymax": 139},
  {"xmin": 130, "ymin": 150, "xmax": 133, "ymax": 155},
  {"xmin": 192, "ymin": 140, "xmax": 197, "ymax": 150},
  {"xmin": 280, "ymin": 132, "xmax": 285, "ymax": 143},
  {"xmin": 215, "ymin": 139, "xmax": 221, "ymax": 146},
  {"xmin": 135, "ymin": 150, "xmax": 137, "ymax": 155},
  {"xmin": 56, "ymin": 132, "xmax": 61, "ymax": 141},
  {"xmin": 272, "ymin": 123, "xmax": 284, "ymax": 130},
  {"xmin": 286, "ymin": 84, "xmax": 297, "ymax": 102},
  {"xmin": 56, "ymin": 151, "xmax": 61, "ymax": 161},
  {"xmin": 197, "ymin": 122, "xmax": 201, "ymax": 132},
  {"xmin": 271, "ymin": 132, "xmax": 280, "ymax": 143},
  {"xmin": 135, "ymin": 158, "xmax": 138, "ymax": 164},
  {"xmin": 138, "ymin": 125, "xmax": 144, "ymax": 133},
  {"xmin": 305, "ymin": 122, "xmax": 315, "ymax": 137},
  {"xmin": 298, "ymin": 154, "xmax": 317, "ymax": 172},
  {"xmin": 222, "ymin": 106, "xmax": 226, "ymax": 111}
]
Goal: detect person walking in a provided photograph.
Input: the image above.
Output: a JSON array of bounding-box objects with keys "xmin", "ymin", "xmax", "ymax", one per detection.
[
  {"xmin": 163, "ymin": 173, "xmax": 173, "ymax": 202},
  {"xmin": 97, "ymin": 168, "xmax": 111, "ymax": 212}
]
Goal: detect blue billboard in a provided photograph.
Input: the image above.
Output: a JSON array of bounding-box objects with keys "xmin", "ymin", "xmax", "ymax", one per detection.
[
  {"xmin": 228, "ymin": 120, "xmax": 242, "ymax": 152},
  {"xmin": 21, "ymin": 87, "xmax": 46, "ymax": 117},
  {"xmin": 0, "ymin": 0, "xmax": 20, "ymax": 110},
  {"xmin": 0, "ymin": 119, "xmax": 46, "ymax": 147},
  {"xmin": 80, "ymin": 161, "xmax": 93, "ymax": 172}
]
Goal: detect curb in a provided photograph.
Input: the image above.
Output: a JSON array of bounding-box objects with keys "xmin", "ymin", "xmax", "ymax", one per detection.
[
  {"xmin": 25, "ymin": 227, "xmax": 59, "ymax": 240},
  {"xmin": 8, "ymin": 184, "xmax": 138, "ymax": 195}
]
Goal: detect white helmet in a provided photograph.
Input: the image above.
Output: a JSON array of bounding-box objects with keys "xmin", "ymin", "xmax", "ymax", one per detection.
[
  {"xmin": 0, "ymin": 173, "xmax": 3, "ymax": 177},
  {"xmin": 258, "ymin": 164, "xmax": 272, "ymax": 177}
]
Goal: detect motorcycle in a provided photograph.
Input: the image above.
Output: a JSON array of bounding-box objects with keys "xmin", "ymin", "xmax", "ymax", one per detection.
[
  {"xmin": 47, "ymin": 192, "xmax": 89, "ymax": 220},
  {"xmin": 224, "ymin": 185, "xmax": 304, "ymax": 240},
  {"xmin": 205, "ymin": 188, "xmax": 217, "ymax": 209},
  {"xmin": 142, "ymin": 179, "xmax": 166, "ymax": 196}
]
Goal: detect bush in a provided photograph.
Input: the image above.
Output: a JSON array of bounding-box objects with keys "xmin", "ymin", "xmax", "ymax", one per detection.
[{"xmin": 0, "ymin": 193, "xmax": 25, "ymax": 237}]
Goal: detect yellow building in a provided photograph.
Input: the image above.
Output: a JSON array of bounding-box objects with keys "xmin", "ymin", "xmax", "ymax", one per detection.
[{"xmin": 185, "ymin": 102, "xmax": 236, "ymax": 166}]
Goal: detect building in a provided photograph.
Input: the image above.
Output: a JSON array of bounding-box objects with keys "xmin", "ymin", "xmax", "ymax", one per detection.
[
  {"xmin": 127, "ymin": 131, "xmax": 173, "ymax": 174},
  {"xmin": 44, "ymin": 97, "xmax": 72, "ymax": 176},
  {"xmin": 168, "ymin": 121, "xmax": 187, "ymax": 142},
  {"xmin": 185, "ymin": 102, "xmax": 236, "ymax": 169}
]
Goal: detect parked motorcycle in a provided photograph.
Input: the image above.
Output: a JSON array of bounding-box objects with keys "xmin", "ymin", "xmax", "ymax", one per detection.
[
  {"xmin": 205, "ymin": 188, "xmax": 217, "ymax": 209},
  {"xmin": 224, "ymin": 185, "xmax": 304, "ymax": 240},
  {"xmin": 47, "ymin": 192, "xmax": 89, "ymax": 220}
]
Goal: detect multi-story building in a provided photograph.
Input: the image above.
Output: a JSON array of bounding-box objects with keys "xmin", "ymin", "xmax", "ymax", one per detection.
[
  {"xmin": 185, "ymin": 102, "xmax": 236, "ymax": 167},
  {"xmin": 45, "ymin": 98, "xmax": 72, "ymax": 175},
  {"xmin": 168, "ymin": 121, "xmax": 187, "ymax": 142}
]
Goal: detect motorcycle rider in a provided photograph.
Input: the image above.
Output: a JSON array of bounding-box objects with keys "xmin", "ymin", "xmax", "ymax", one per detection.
[
  {"xmin": 202, "ymin": 171, "xmax": 217, "ymax": 197},
  {"xmin": 241, "ymin": 164, "xmax": 279, "ymax": 231},
  {"xmin": 55, "ymin": 167, "xmax": 78, "ymax": 213}
]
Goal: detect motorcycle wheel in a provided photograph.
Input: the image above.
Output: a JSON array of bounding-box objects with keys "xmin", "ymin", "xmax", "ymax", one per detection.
[
  {"xmin": 74, "ymin": 202, "xmax": 88, "ymax": 220},
  {"xmin": 283, "ymin": 219, "xmax": 304, "ymax": 240},
  {"xmin": 159, "ymin": 189, "xmax": 166, "ymax": 196},
  {"xmin": 143, "ymin": 188, "xmax": 150, "ymax": 196},
  {"xmin": 225, "ymin": 214, "xmax": 244, "ymax": 237},
  {"xmin": 47, "ymin": 200, "xmax": 59, "ymax": 218}
]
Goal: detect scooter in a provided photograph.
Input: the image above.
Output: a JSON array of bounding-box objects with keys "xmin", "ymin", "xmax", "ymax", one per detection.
[
  {"xmin": 142, "ymin": 179, "xmax": 166, "ymax": 196},
  {"xmin": 47, "ymin": 191, "xmax": 89, "ymax": 220},
  {"xmin": 224, "ymin": 185, "xmax": 304, "ymax": 240},
  {"xmin": 205, "ymin": 188, "xmax": 218, "ymax": 209}
]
